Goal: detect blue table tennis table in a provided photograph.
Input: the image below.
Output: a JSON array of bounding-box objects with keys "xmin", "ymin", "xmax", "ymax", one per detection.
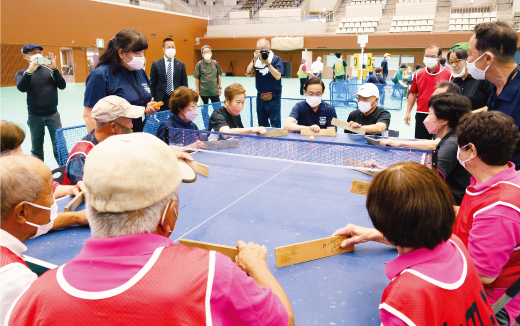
[{"xmin": 25, "ymin": 132, "xmax": 431, "ymax": 325}]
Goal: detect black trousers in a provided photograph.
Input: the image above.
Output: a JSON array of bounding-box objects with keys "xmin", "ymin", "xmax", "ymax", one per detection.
[
  {"xmin": 415, "ymin": 112, "xmax": 433, "ymax": 140},
  {"xmin": 200, "ymin": 95, "xmax": 220, "ymax": 105},
  {"xmin": 159, "ymin": 93, "xmax": 173, "ymax": 112},
  {"xmin": 299, "ymin": 78, "xmax": 306, "ymax": 95}
]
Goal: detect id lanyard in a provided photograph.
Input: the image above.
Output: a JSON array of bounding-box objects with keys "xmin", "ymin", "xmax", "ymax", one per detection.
[
  {"xmin": 124, "ymin": 72, "xmax": 145, "ymax": 105},
  {"xmin": 490, "ymin": 65, "xmax": 519, "ymax": 111}
]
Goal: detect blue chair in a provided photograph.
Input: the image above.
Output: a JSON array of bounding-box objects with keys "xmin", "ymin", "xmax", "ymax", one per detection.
[
  {"xmin": 55, "ymin": 125, "xmax": 88, "ymax": 167},
  {"xmin": 143, "ymin": 111, "xmax": 173, "ymax": 136}
]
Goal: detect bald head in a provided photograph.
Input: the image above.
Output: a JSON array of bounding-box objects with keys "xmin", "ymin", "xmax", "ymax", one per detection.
[
  {"xmin": 256, "ymin": 38, "xmax": 270, "ymax": 51},
  {"xmin": 1, "ymin": 155, "xmax": 51, "ymax": 221}
]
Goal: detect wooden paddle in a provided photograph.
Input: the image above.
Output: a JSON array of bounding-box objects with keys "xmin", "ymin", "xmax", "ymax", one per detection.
[
  {"xmin": 274, "ymin": 236, "xmax": 354, "ymax": 267},
  {"xmin": 64, "ymin": 192, "xmax": 84, "ymax": 212},
  {"xmin": 179, "ymin": 239, "xmax": 239, "ymax": 262},
  {"xmin": 331, "ymin": 118, "xmax": 366, "ymax": 135}
]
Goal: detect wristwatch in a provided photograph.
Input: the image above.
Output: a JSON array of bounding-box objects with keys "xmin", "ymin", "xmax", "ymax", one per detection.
[{"xmin": 265, "ymin": 63, "xmax": 271, "ymax": 68}]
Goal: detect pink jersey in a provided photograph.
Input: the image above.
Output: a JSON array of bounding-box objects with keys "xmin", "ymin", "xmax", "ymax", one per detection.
[{"xmin": 6, "ymin": 233, "xmax": 289, "ymax": 325}]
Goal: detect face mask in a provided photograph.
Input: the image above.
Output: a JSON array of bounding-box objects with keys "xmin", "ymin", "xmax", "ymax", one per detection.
[
  {"xmin": 457, "ymin": 144, "xmax": 470, "ymax": 169},
  {"xmin": 306, "ymin": 96, "xmax": 322, "ymax": 107},
  {"xmin": 182, "ymin": 109, "xmax": 199, "ymax": 122},
  {"xmin": 203, "ymin": 53, "xmax": 212, "ymax": 61},
  {"xmin": 124, "ymin": 54, "xmax": 145, "ymax": 70},
  {"xmin": 423, "ymin": 115, "xmax": 439, "ymax": 135},
  {"xmin": 24, "ymin": 198, "xmax": 58, "ymax": 239},
  {"xmin": 28, "ymin": 53, "xmax": 42, "ymax": 62},
  {"xmin": 165, "ymin": 49, "xmax": 176, "ymax": 59},
  {"xmin": 115, "ymin": 122, "xmax": 133, "ymax": 134},
  {"xmin": 358, "ymin": 98, "xmax": 376, "ymax": 113},
  {"xmin": 423, "ymin": 57, "xmax": 438, "ymax": 69},
  {"xmin": 467, "ymin": 52, "xmax": 493, "ymax": 80},
  {"xmin": 452, "ymin": 67, "xmax": 466, "ymax": 78}
]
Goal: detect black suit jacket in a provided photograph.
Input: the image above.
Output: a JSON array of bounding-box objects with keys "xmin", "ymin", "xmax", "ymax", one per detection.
[{"xmin": 150, "ymin": 57, "xmax": 188, "ymax": 101}]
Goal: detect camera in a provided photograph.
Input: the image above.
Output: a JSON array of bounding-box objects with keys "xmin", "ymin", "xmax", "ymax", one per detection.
[{"xmin": 260, "ymin": 49, "xmax": 269, "ymax": 61}]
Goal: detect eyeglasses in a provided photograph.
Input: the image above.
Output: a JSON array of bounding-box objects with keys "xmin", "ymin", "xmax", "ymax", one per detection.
[
  {"xmin": 448, "ymin": 59, "xmax": 466, "ymax": 65},
  {"xmin": 306, "ymin": 93, "xmax": 322, "ymax": 97}
]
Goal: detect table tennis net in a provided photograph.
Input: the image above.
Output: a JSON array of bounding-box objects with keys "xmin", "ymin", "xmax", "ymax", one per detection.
[{"xmin": 166, "ymin": 128, "xmax": 432, "ymax": 171}]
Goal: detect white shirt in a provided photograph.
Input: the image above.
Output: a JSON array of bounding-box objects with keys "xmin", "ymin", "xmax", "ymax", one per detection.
[
  {"xmin": 0, "ymin": 229, "xmax": 37, "ymax": 323},
  {"xmin": 311, "ymin": 61, "xmax": 323, "ymax": 74},
  {"xmin": 163, "ymin": 56, "xmax": 175, "ymax": 86}
]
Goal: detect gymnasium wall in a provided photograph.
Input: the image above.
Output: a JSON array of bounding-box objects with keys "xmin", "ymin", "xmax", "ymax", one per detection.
[
  {"xmin": 1, "ymin": 0, "xmax": 208, "ymax": 87},
  {"xmin": 198, "ymin": 32, "xmax": 520, "ymax": 78}
]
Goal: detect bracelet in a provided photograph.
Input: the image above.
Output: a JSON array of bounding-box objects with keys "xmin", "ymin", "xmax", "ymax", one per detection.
[{"xmin": 24, "ymin": 71, "xmax": 33, "ymax": 76}]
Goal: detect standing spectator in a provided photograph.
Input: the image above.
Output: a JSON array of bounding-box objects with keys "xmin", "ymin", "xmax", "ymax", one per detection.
[
  {"xmin": 245, "ymin": 38, "xmax": 284, "ymax": 128},
  {"xmin": 15, "ymin": 43, "xmax": 65, "ymax": 164},
  {"xmin": 332, "ymin": 52, "xmax": 348, "ymax": 81},
  {"xmin": 194, "ymin": 45, "xmax": 223, "ymax": 126},
  {"xmin": 381, "ymin": 53, "xmax": 391, "ymax": 79},
  {"xmin": 311, "ymin": 57, "xmax": 324, "ymax": 79},
  {"xmin": 366, "ymin": 67, "xmax": 390, "ymax": 105},
  {"xmin": 298, "ymin": 59, "xmax": 310, "ymax": 95},
  {"xmin": 467, "ymin": 22, "xmax": 520, "ymax": 169},
  {"xmin": 150, "ymin": 38, "xmax": 188, "ymax": 112},
  {"xmin": 83, "ymin": 29, "xmax": 158, "ymax": 132},
  {"xmin": 391, "ymin": 64, "xmax": 406, "ymax": 98},
  {"xmin": 439, "ymin": 57, "xmax": 447, "ymax": 66},
  {"xmin": 448, "ymin": 44, "xmax": 494, "ymax": 112},
  {"xmin": 405, "ymin": 44, "xmax": 453, "ymax": 139}
]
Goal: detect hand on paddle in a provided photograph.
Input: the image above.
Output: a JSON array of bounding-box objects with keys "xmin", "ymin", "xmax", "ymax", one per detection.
[
  {"xmin": 332, "ymin": 224, "xmax": 386, "ymax": 248},
  {"xmin": 235, "ymin": 240, "xmax": 268, "ymax": 273},
  {"xmin": 309, "ymin": 124, "xmax": 321, "ymax": 133}
]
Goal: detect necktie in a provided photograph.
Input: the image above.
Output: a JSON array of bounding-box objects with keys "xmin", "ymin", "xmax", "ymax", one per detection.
[{"xmin": 166, "ymin": 59, "xmax": 173, "ymax": 95}]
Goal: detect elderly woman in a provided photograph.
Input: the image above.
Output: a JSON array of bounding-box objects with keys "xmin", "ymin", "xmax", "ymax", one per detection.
[
  {"xmin": 156, "ymin": 86, "xmax": 204, "ymax": 148},
  {"xmin": 0, "ymin": 120, "xmax": 83, "ymax": 199},
  {"xmin": 333, "ymin": 162, "xmax": 497, "ymax": 325},
  {"xmin": 208, "ymin": 83, "xmax": 267, "ymax": 137},
  {"xmin": 378, "ymin": 93, "xmax": 472, "ymax": 204},
  {"xmin": 7, "ymin": 133, "xmax": 294, "ymax": 326},
  {"xmin": 83, "ymin": 29, "xmax": 158, "ymax": 132},
  {"xmin": 0, "ymin": 155, "xmax": 88, "ymax": 322}
]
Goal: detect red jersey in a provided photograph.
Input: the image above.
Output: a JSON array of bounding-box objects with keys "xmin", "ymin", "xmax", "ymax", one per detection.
[
  {"xmin": 7, "ymin": 245, "xmax": 209, "ymax": 325},
  {"xmin": 380, "ymin": 236, "xmax": 497, "ymax": 325},
  {"xmin": 62, "ymin": 140, "xmax": 95, "ymax": 185},
  {"xmin": 454, "ymin": 180, "xmax": 520, "ymax": 289},
  {"xmin": 0, "ymin": 246, "xmax": 29, "ymax": 269},
  {"xmin": 409, "ymin": 65, "xmax": 453, "ymax": 113}
]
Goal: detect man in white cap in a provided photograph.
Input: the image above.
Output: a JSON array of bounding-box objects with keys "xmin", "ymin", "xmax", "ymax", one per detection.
[
  {"xmin": 381, "ymin": 53, "xmax": 391, "ymax": 79},
  {"xmin": 346, "ymin": 83, "xmax": 391, "ymax": 136},
  {"xmin": 6, "ymin": 133, "xmax": 294, "ymax": 326}
]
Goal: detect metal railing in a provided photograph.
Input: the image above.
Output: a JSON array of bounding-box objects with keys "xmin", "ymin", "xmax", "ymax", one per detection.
[
  {"xmin": 208, "ymin": 13, "xmax": 328, "ymax": 24},
  {"xmin": 450, "ymin": 4, "xmax": 496, "ymax": 15}
]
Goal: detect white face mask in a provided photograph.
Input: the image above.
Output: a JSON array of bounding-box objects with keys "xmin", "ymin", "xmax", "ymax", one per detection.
[
  {"xmin": 358, "ymin": 99, "xmax": 376, "ymax": 113},
  {"xmin": 467, "ymin": 52, "xmax": 493, "ymax": 80},
  {"xmin": 165, "ymin": 48, "xmax": 176, "ymax": 59},
  {"xmin": 423, "ymin": 57, "xmax": 438, "ymax": 69},
  {"xmin": 124, "ymin": 54, "xmax": 145, "ymax": 70},
  {"xmin": 306, "ymin": 96, "xmax": 322, "ymax": 107},
  {"xmin": 203, "ymin": 53, "xmax": 212, "ymax": 61},
  {"xmin": 24, "ymin": 197, "xmax": 58, "ymax": 239},
  {"xmin": 452, "ymin": 67, "xmax": 466, "ymax": 78},
  {"xmin": 28, "ymin": 53, "xmax": 42, "ymax": 62},
  {"xmin": 457, "ymin": 144, "xmax": 470, "ymax": 170},
  {"xmin": 182, "ymin": 109, "xmax": 199, "ymax": 122}
]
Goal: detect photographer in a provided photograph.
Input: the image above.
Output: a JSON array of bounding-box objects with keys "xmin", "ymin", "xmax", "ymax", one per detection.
[
  {"xmin": 15, "ymin": 43, "xmax": 66, "ymax": 164},
  {"xmin": 245, "ymin": 38, "xmax": 284, "ymax": 128}
]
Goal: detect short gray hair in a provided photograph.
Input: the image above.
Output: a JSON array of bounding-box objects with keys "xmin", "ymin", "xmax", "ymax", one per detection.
[
  {"xmin": 88, "ymin": 187, "xmax": 179, "ymax": 238},
  {"xmin": 96, "ymin": 117, "xmax": 124, "ymax": 128},
  {"xmin": 201, "ymin": 45, "xmax": 211, "ymax": 54},
  {"xmin": 257, "ymin": 38, "xmax": 270, "ymax": 49},
  {"xmin": 1, "ymin": 155, "xmax": 47, "ymax": 222}
]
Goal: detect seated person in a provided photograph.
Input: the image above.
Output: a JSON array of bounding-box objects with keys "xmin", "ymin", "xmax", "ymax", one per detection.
[
  {"xmin": 366, "ymin": 68, "xmax": 390, "ymax": 105},
  {"xmin": 0, "ymin": 155, "xmax": 88, "ymax": 322},
  {"xmin": 391, "ymin": 64, "xmax": 406, "ymax": 98},
  {"xmin": 346, "ymin": 83, "xmax": 390, "ymax": 136},
  {"xmin": 453, "ymin": 111, "xmax": 520, "ymax": 325},
  {"xmin": 208, "ymin": 83, "xmax": 266, "ymax": 137},
  {"xmin": 6, "ymin": 133, "xmax": 294, "ymax": 326},
  {"xmin": 332, "ymin": 162, "xmax": 497, "ymax": 325},
  {"xmin": 284, "ymin": 77, "xmax": 337, "ymax": 133},
  {"xmin": 1, "ymin": 120, "xmax": 83, "ymax": 199},
  {"xmin": 380, "ymin": 93, "xmax": 471, "ymax": 205},
  {"xmin": 156, "ymin": 87, "xmax": 204, "ymax": 148}
]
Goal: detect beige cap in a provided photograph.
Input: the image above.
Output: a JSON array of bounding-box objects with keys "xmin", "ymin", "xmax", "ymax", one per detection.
[
  {"xmin": 384, "ymin": 53, "xmax": 392, "ymax": 57},
  {"xmin": 91, "ymin": 95, "xmax": 145, "ymax": 123},
  {"xmin": 355, "ymin": 83, "xmax": 380, "ymax": 98},
  {"xmin": 83, "ymin": 132, "xmax": 196, "ymax": 213}
]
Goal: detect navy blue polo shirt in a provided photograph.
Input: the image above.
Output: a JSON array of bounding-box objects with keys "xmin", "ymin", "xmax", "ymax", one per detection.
[
  {"xmin": 84, "ymin": 63, "xmax": 152, "ymax": 132},
  {"xmin": 288, "ymin": 100, "xmax": 337, "ymax": 128},
  {"xmin": 255, "ymin": 55, "xmax": 284, "ymax": 94},
  {"xmin": 487, "ymin": 69, "xmax": 520, "ymax": 169},
  {"xmin": 156, "ymin": 113, "xmax": 200, "ymax": 146}
]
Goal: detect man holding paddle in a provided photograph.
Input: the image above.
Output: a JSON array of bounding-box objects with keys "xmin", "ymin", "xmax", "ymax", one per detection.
[{"xmin": 345, "ymin": 83, "xmax": 391, "ymax": 136}]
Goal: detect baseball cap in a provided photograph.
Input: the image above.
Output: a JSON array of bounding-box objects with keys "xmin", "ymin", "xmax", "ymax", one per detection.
[
  {"xmin": 450, "ymin": 42, "xmax": 469, "ymax": 52},
  {"xmin": 83, "ymin": 133, "xmax": 196, "ymax": 213},
  {"xmin": 384, "ymin": 53, "xmax": 392, "ymax": 57},
  {"xmin": 355, "ymin": 83, "xmax": 380, "ymax": 98},
  {"xmin": 21, "ymin": 43, "xmax": 43, "ymax": 54},
  {"xmin": 92, "ymin": 95, "xmax": 145, "ymax": 123}
]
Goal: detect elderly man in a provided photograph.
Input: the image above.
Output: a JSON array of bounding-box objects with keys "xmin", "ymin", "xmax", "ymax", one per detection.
[
  {"xmin": 404, "ymin": 44, "xmax": 452, "ymax": 140},
  {"xmin": 0, "ymin": 155, "xmax": 87, "ymax": 322},
  {"xmin": 246, "ymin": 38, "xmax": 284, "ymax": 128},
  {"xmin": 311, "ymin": 57, "xmax": 324, "ymax": 79},
  {"xmin": 63, "ymin": 95, "xmax": 144, "ymax": 185},
  {"xmin": 346, "ymin": 83, "xmax": 391, "ymax": 136},
  {"xmin": 468, "ymin": 22, "xmax": 520, "ymax": 169},
  {"xmin": 6, "ymin": 133, "xmax": 294, "ymax": 325}
]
